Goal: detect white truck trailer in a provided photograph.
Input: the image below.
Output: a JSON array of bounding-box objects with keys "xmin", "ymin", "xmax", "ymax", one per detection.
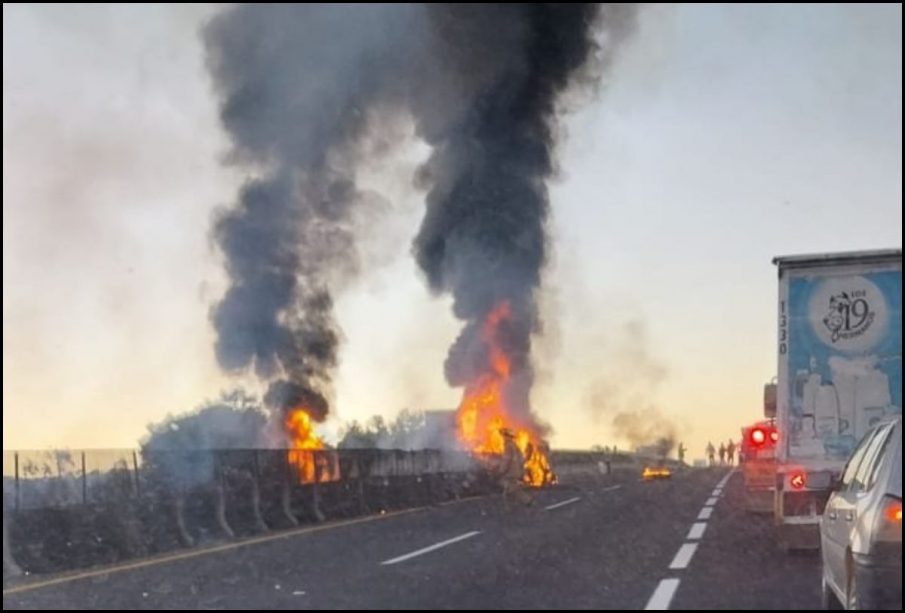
[{"xmin": 772, "ymin": 249, "xmax": 901, "ymax": 550}]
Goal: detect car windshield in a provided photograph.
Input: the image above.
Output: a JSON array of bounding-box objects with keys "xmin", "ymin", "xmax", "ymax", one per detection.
[{"xmin": 3, "ymin": 3, "xmax": 902, "ymax": 611}]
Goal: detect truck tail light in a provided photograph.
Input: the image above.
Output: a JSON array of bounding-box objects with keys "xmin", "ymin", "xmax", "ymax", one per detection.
[{"xmin": 751, "ymin": 428, "xmax": 766, "ymax": 445}]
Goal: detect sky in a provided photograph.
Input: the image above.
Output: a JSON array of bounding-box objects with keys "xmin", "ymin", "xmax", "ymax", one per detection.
[{"xmin": 3, "ymin": 4, "xmax": 902, "ymax": 459}]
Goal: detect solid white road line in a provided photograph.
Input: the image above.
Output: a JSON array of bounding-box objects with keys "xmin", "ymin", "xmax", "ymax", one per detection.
[
  {"xmin": 668, "ymin": 543, "xmax": 698, "ymax": 570},
  {"xmin": 380, "ymin": 531, "xmax": 481, "ymax": 566},
  {"xmin": 545, "ymin": 496, "xmax": 582, "ymax": 511},
  {"xmin": 645, "ymin": 578, "xmax": 681, "ymax": 610},
  {"xmin": 697, "ymin": 507, "xmax": 713, "ymax": 520},
  {"xmin": 686, "ymin": 522, "xmax": 707, "ymax": 540},
  {"xmin": 711, "ymin": 488, "xmax": 722, "ymax": 497},
  {"xmin": 704, "ymin": 497, "xmax": 718, "ymax": 506}
]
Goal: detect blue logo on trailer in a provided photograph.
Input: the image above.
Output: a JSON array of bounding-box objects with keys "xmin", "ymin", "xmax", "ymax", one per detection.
[{"xmin": 787, "ymin": 270, "xmax": 901, "ymax": 460}]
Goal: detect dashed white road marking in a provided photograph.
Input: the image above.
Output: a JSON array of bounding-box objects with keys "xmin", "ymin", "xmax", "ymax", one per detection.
[
  {"xmin": 716, "ymin": 470, "xmax": 734, "ymax": 488},
  {"xmin": 544, "ymin": 496, "xmax": 582, "ymax": 511},
  {"xmin": 645, "ymin": 578, "xmax": 680, "ymax": 610},
  {"xmin": 601, "ymin": 484, "xmax": 623, "ymax": 492},
  {"xmin": 668, "ymin": 543, "xmax": 698, "ymax": 570},
  {"xmin": 380, "ymin": 531, "xmax": 480, "ymax": 565},
  {"xmin": 686, "ymin": 522, "xmax": 707, "ymax": 540},
  {"xmin": 643, "ymin": 470, "xmax": 734, "ymax": 610}
]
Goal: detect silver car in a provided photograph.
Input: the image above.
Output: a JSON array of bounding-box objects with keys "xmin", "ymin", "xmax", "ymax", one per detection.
[{"xmin": 820, "ymin": 415, "xmax": 902, "ymax": 609}]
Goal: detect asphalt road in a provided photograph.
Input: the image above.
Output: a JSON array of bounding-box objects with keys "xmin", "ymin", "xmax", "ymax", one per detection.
[{"xmin": 3, "ymin": 467, "xmax": 821, "ymax": 610}]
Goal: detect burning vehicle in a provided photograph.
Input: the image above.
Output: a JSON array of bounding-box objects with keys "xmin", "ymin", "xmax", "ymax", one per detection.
[
  {"xmin": 636, "ymin": 437, "xmax": 676, "ymax": 481},
  {"xmin": 642, "ymin": 465, "xmax": 672, "ymax": 481},
  {"xmin": 454, "ymin": 302, "xmax": 556, "ymax": 488}
]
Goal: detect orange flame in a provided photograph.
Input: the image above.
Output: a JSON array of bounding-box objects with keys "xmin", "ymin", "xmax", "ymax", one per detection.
[
  {"xmin": 285, "ymin": 407, "xmax": 338, "ymax": 484},
  {"xmin": 454, "ymin": 302, "xmax": 555, "ymax": 487}
]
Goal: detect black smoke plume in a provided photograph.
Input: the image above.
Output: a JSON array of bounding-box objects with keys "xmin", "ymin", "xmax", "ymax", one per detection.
[
  {"xmin": 203, "ymin": 4, "xmax": 636, "ymax": 434},
  {"xmin": 413, "ymin": 5, "xmax": 635, "ymax": 430},
  {"xmin": 204, "ymin": 4, "xmax": 424, "ymax": 424}
]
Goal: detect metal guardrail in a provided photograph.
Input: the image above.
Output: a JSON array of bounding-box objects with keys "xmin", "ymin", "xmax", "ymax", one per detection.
[
  {"xmin": 1, "ymin": 448, "xmax": 490, "ymax": 575},
  {"xmin": 2, "ymin": 448, "xmax": 613, "ymax": 576}
]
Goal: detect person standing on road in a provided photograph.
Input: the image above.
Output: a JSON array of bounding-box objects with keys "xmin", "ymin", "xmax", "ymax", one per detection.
[
  {"xmin": 677, "ymin": 442, "xmax": 686, "ymax": 465},
  {"xmin": 718, "ymin": 442, "xmax": 726, "ymax": 465},
  {"xmin": 726, "ymin": 439, "xmax": 736, "ymax": 466},
  {"xmin": 706, "ymin": 441, "xmax": 716, "ymax": 466}
]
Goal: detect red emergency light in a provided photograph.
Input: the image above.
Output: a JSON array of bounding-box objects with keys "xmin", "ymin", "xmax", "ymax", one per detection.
[{"xmin": 749, "ymin": 425, "xmax": 778, "ymax": 447}]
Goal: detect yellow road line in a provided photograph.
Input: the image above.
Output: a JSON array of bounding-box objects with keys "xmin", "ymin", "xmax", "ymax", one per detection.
[{"xmin": 3, "ymin": 507, "xmax": 423, "ymax": 596}]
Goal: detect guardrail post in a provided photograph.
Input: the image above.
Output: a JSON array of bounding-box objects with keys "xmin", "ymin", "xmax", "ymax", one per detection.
[
  {"xmin": 3, "ymin": 511, "xmax": 21, "ymax": 577},
  {"xmin": 14, "ymin": 452, "xmax": 20, "ymax": 511},
  {"xmin": 214, "ymin": 453, "xmax": 235, "ymax": 539},
  {"xmin": 282, "ymin": 456, "xmax": 298, "ymax": 527},
  {"xmin": 81, "ymin": 451, "xmax": 87, "ymax": 504},
  {"xmin": 174, "ymin": 492, "xmax": 194, "ymax": 547},
  {"xmin": 132, "ymin": 450, "xmax": 140, "ymax": 497},
  {"xmin": 310, "ymin": 451, "xmax": 325, "ymax": 523},
  {"xmin": 355, "ymin": 452, "xmax": 367, "ymax": 515},
  {"xmin": 250, "ymin": 451, "xmax": 267, "ymax": 532}
]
